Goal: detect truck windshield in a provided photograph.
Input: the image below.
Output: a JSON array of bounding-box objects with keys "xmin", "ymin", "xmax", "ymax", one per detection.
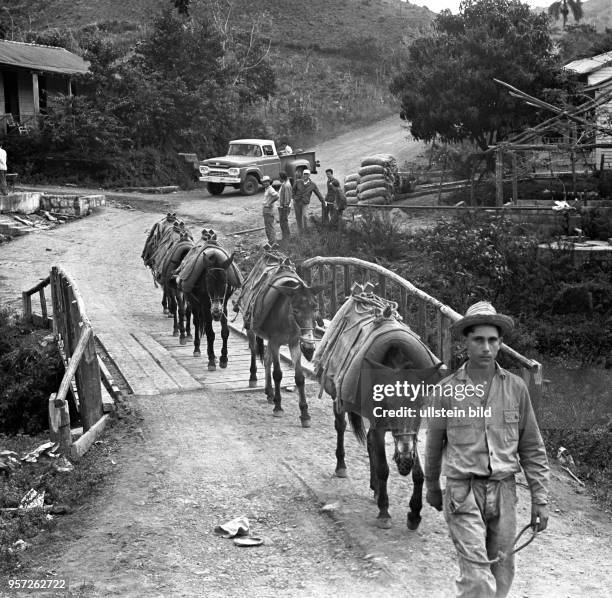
[{"xmin": 227, "ymin": 144, "xmax": 262, "ymax": 157}]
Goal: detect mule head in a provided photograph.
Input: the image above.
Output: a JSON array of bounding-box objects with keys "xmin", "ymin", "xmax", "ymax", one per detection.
[
  {"xmin": 277, "ymin": 282, "xmax": 325, "ymax": 361},
  {"xmin": 203, "ymin": 252, "xmax": 234, "ymax": 321}
]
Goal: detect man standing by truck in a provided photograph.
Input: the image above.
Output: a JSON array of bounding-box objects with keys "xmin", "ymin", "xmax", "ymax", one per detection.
[
  {"xmin": 323, "ymin": 169, "xmax": 340, "ymax": 226},
  {"xmin": 278, "ymin": 171, "xmax": 292, "ymax": 243},
  {"xmin": 261, "ymin": 175, "xmax": 279, "ymax": 245},
  {"xmin": 292, "ymin": 169, "xmax": 324, "ymax": 233}
]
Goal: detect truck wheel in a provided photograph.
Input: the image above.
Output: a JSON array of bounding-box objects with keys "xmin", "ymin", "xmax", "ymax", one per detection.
[
  {"xmin": 207, "ymin": 182, "xmax": 225, "ymax": 196},
  {"xmin": 241, "ymin": 175, "xmax": 259, "ymax": 196}
]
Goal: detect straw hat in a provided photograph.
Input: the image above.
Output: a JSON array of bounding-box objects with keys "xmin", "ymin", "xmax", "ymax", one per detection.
[{"xmin": 451, "ymin": 301, "xmax": 514, "ymax": 337}]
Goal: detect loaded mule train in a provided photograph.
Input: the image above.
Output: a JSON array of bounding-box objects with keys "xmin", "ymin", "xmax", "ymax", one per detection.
[{"xmin": 314, "ymin": 282, "xmax": 444, "ymax": 530}]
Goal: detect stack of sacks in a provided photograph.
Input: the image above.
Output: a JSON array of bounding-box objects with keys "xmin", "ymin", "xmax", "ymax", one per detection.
[
  {"xmin": 344, "ymin": 174, "xmax": 360, "ymax": 204},
  {"xmin": 356, "ymin": 154, "xmax": 399, "ymax": 204}
]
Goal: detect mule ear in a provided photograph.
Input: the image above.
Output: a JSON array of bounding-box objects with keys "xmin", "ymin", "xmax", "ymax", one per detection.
[
  {"xmin": 276, "ymin": 279, "xmax": 302, "ymax": 295},
  {"xmin": 221, "ymin": 252, "xmax": 235, "ymax": 270}
]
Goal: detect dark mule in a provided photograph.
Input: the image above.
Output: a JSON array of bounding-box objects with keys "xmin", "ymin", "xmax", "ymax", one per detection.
[
  {"xmin": 242, "ymin": 268, "xmax": 323, "ymax": 427},
  {"xmin": 176, "ymin": 238, "xmax": 241, "ymax": 370},
  {"xmin": 141, "ymin": 212, "xmax": 177, "ymax": 315},
  {"xmin": 333, "ymin": 346, "xmax": 443, "ymax": 530}
]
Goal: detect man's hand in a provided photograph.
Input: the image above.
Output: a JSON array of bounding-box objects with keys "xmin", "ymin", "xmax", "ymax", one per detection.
[
  {"xmin": 531, "ymin": 503, "xmax": 549, "ymax": 532},
  {"xmin": 426, "ymin": 488, "xmax": 443, "ymax": 511}
]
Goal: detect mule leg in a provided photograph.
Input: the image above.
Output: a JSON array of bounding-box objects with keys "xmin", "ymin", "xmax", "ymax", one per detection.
[
  {"xmin": 171, "ymin": 292, "xmax": 179, "ymax": 337},
  {"xmin": 192, "ymin": 305, "xmax": 201, "ymax": 357},
  {"xmin": 247, "ymin": 331, "xmax": 258, "ymax": 388},
  {"xmin": 162, "ymin": 289, "xmax": 169, "ymax": 315},
  {"xmin": 333, "ymin": 401, "xmax": 347, "ymax": 477},
  {"xmin": 372, "ymin": 428, "xmax": 392, "ymax": 529},
  {"xmin": 177, "ymin": 294, "xmax": 187, "ymax": 345},
  {"xmin": 264, "ymin": 343, "xmax": 274, "ymax": 403},
  {"xmin": 186, "ymin": 304, "xmax": 192, "ymax": 339},
  {"xmin": 290, "ymin": 341, "xmax": 310, "ymax": 428},
  {"xmin": 407, "ymin": 449, "xmax": 424, "ymax": 531},
  {"xmin": 270, "ymin": 343, "xmax": 284, "ymax": 417},
  {"xmin": 219, "ymin": 300, "xmax": 230, "ymax": 369},
  {"xmin": 203, "ymin": 306, "xmax": 216, "ymax": 371},
  {"xmin": 367, "ymin": 429, "xmax": 378, "ymax": 498}
]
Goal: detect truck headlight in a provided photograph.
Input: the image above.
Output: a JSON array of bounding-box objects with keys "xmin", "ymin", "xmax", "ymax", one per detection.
[
  {"xmin": 228, "ymin": 168, "xmax": 239, "ymax": 176},
  {"xmin": 200, "ymin": 165, "xmax": 210, "ymax": 175}
]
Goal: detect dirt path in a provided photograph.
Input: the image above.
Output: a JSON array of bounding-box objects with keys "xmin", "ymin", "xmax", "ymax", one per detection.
[{"xmin": 1, "ymin": 117, "xmax": 611, "ymax": 597}]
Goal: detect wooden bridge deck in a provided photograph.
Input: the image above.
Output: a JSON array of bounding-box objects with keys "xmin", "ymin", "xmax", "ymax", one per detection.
[{"xmin": 97, "ymin": 314, "xmax": 317, "ymax": 396}]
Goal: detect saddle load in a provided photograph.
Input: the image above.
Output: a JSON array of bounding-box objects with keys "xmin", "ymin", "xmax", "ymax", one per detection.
[
  {"xmin": 233, "ymin": 246, "xmax": 299, "ymax": 332},
  {"xmin": 142, "ymin": 212, "xmax": 177, "ymax": 267},
  {"xmin": 175, "ymin": 230, "xmax": 243, "ymax": 293},
  {"xmin": 148, "ymin": 221, "xmax": 194, "ymax": 285},
  {"xmin": 313, "ymin": 283, "xmax": 444, "ymax": 428}
]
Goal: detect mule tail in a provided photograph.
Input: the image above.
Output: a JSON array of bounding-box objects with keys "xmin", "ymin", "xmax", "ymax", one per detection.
[
  {"xmin": 348, "ymin": 411, "xmax": 367, "ymax": 445},
  {"xmin": 256, "ymin": 336, "xmax": 265, "ymax": 363}
]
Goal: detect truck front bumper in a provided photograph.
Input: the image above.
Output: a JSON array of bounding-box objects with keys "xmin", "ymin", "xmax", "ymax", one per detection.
[{"xmin": 199, "ymin": 175, "xmax": 241, "ymax": 184}]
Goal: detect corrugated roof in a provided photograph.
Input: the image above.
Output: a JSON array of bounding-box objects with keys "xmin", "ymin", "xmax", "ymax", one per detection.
[
  {"xmin": 564, "ymin": 51, "xmax": 612, "ymax": 75},
  {"xmin": 0, "ymin": 40, "xmax": 89, "ymax": 75}
]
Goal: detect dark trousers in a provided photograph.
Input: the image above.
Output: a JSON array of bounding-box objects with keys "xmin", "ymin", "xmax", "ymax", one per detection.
[
  {"xmin": 294, "ymin": 201, "xmax": 308, "ymax": 232},
  {"xmin": 278, "ymin": 206, "xmax": 291, "ymax": 240},
  {"xmin": 263, "ymin": 212, "xmax": 276, "ymax": 245},
  {"xmin": 0, "ymin": 171, "xmax": 7, "ymax": 196}
]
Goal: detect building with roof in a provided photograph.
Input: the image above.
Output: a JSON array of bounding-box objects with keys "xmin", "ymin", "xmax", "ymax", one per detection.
[
  {"xmin": 564, "ymin": 51, "xmax": 612, "ymax": 169},
  {"xmin": 0, "ymin": 39, "xmax": 89, "ymax": 135}
]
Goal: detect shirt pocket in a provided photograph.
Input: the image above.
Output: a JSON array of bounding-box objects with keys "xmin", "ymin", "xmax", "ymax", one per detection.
[
  {"xmin": 504, "ymin": 409, "xmax": 519, "ymax": 442},
  {"xmin": 447, "ymin": 422, "xmax": 479, "ymax": 446}
]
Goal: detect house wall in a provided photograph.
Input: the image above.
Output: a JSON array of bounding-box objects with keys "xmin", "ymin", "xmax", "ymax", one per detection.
[
  {"xmin": 589, "ymin": 70, "xmax": 612, "ymax": 168},
  {"xmin": 17, "ymin": 69, "xmax": 35, "ymax": 123}
]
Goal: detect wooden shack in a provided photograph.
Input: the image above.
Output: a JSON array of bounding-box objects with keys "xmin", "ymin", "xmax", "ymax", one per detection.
[{"xmin": 0, "ymin": 39, "xmax": 89, "ymax": 134}]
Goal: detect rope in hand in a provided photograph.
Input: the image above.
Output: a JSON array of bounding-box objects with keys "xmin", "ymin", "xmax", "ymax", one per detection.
[{"xmin": 456, "ymin": 523, "xmax": 539, "ymax": 566}]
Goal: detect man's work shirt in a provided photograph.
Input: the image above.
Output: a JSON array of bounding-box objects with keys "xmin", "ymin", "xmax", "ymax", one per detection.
[
  {"xmin": 279, "ymin": 180, "xmax": 292, "ymax": 208},
  {"xmin": 325, "ymin": 177, "xmax": 340, "ymax": 203},
  {"xmin": 293, "ymin": 179, "xmax": 323, "ymax": 205},
  {"xmin": 262, "ymin": 186, "xmax": 279, "ymax": 215},
  {"xmin": 425, "ymin": 362, "xmax": 549, "ymax": 504},
  {"xmin": 0, "ymin": 148, "xmax": 7, "ymax": 171}
]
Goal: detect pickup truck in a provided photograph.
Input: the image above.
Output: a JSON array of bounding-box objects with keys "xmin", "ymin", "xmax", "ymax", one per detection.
[{"xmin": 197, "ymin": 139, "xmax": 320, "ymax": 196}]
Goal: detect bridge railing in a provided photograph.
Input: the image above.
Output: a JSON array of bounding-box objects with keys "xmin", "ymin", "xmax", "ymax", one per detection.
[
  {"xmin": 299, "ymin": 256, "xmax": 543, "ymax": 416},
  {"xmin": 22, "ymin": 266, "xmax": 111, "ymax": 458}
]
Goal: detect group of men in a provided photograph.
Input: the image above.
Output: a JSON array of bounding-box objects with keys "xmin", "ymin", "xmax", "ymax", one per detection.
[{"xmin": 261, "ymin": 168, "xmax": 347, "ymax": 246}]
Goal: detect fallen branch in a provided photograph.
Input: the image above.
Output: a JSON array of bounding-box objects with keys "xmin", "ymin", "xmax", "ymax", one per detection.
[
  {"xmin": 561, "ymin": 465, "xmax": 585, "ymax": 487},
  {"xmin": 231, "ymin": 226, "xmax": 265, "ymax": 235}
]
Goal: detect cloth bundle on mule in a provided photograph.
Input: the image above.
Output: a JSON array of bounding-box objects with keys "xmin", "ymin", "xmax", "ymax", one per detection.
[
  {"xmin": 313, "ymin": 282, "xmax": 442, "ymax": 428},
  {"xmin": 232, "ymin": 246, "xmax": 297, "ymax": 331},
  {"xmin": 175, "ymin": 230, "xmax": 243, "ymax": 294},
  {"xmin": 357, "ymin": 154, "xmax": 398, "ymax": 204},
  {"xmin": 149, "ymin": 221, "xmax": 185, "ymax": 282},
  {"xmin": 142, "ymin": 212, "xmax": 177, "ymax": 266}
]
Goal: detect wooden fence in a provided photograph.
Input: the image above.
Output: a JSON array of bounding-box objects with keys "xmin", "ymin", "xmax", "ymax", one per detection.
[
  {"xmin": 22, "ymin": 266, "xmax": 113, "ymax": 459},
  {"xmin": 299, "ymin": 256, "xmax": 543, "ymax": 416}
]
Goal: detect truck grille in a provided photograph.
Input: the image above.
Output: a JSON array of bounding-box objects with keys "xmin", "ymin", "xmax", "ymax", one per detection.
[{"xmin": 207, "ymin": 169, "xmax": 229, "ymax": 176}]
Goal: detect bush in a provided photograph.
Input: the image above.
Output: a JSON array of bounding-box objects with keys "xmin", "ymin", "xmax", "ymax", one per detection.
[{"xmin": 0, "ymin": 309, "xmax": 64, "ymax": 435}]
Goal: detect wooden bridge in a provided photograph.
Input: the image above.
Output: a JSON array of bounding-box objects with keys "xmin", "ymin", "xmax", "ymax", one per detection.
[{"xmin": 22, "ymin": 257, "xmax": 543, "ymax": 454}]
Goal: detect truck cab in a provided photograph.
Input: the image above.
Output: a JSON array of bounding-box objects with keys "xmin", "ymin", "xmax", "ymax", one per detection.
[{"xmin": 198, "ymin": 139, "xmax": 319, "ymax": 196}]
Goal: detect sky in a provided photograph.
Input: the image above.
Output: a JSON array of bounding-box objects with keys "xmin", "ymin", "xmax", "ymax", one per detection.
[{"xmin": 414, "ymin": 0, "xmax": 547, "ymax": 13}]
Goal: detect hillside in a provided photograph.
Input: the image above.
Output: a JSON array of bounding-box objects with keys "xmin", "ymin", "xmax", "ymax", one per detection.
[
  {"xmin": 5, "ymin": 0, "xmax": 434, "ymax": 49},
  {"xmin": 582, "ymin": 0, "xmax": 612, "ymax": 31}
]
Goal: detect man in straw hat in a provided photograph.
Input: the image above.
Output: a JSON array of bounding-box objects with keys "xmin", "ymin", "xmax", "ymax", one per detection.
[{"xmin": 425, "ymin": 301, "xmax": 549, "ymax": 598}]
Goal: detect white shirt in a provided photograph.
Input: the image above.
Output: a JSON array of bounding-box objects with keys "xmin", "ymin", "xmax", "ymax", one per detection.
[{"xmin": 0, "ymin": 148, "xmax": 7, "ymax": 171}]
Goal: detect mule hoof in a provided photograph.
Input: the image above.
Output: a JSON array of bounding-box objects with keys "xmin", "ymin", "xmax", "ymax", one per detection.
[
  {"xmin": 266, "ymin": 396, "xmax": 275, "ymax": 404},
  {"xmin": 335, "ymin": 468, "xmax": 348, "ymax": 479},
  {"xmin": 193, "ymin": 351, "xmax": 201, "ymax": 357},
  {"xmin": 272, "ymin": 408, "xmax": 284, "ymax": 417},
  {"xmin": 300, "ymin": 418, "xmax": 311, "ymax": 428},
  {"xmin": 407, "ymin": 513, "xmax": 422, "ymax": 531},
  {"xmin": 220, "ymin": 360, "xmax": 228, "ymax": 369},
  {"xmin": 208, "ymin": 364, "xmax": 216, "ymax": 371},
  {"xmin": 376, "ymin": 517, "xmax": 392, "ymax": 530},
  {"xmin": 163, "ymin": 308, "xmax": 169, "ymax": 315},
  {"xmin": 248, "ymin": 379, "xmax": 258, "ymax": 388},
  {"xmin": 173, "ymin": 331, "xmax": 179, "ymax": 337},
  {"xmin": 187, "ymin": 333, "xmax": 193, "ymax": 339},
  {"xmin": 179, "ymin": 337, "xmax": 187, "ymax": 345},
  {"xmin": 167, "ymin": 313, "xmax": 173, "ymax": 319}
]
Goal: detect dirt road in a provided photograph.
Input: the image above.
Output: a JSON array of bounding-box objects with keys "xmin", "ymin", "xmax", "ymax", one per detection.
[{"xmin": 0, "ymin": 117, "xmax": 611, "ymax": 597}]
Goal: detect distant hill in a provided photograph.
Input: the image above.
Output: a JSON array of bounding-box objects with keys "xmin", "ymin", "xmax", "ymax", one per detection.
[{"xmin": 4, "ymin": 0, "xmax": 434, "ymax": 51}]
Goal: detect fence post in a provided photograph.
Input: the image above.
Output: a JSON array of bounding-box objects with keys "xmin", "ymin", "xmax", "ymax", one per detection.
[
  {"xmin": 330, "ymin": 265, "xmax": 337, "ymax": 316},
  {"xmin": 22, "ymin": 291, "xmax": 32, "ymax": 322},
  {"xmin": 39, "ymin": 287, "xmax": 48, "ymax": 327},
  {"xmin": 344, "ymin": 265, "xmax": 351, "ymax": 298},
  {"xmin": 496, "ymin": 147, "xmax": 504, "ymax": 206},
  {"xmin": 49, "ymin": 392, "xmax": 72, "ymax": 454},
  {"xmin": 377, "ymin": 273, "xmax": 387, "ymax": 299},
  {"xmin": 78, "ymin": 326, "xmax": 103, "ymax": 431},
  {"xmin": 417, "ymin": 300, "xmax": 426, "ymax": 340},
  {"xmin": 441, "ymin": 314, "xmax": 452, "ymax": 367}
]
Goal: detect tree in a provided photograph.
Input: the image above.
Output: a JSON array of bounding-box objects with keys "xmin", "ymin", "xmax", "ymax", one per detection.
[
  {"xmin": 548, "ymin": 0, "xmax": 583, "ymax": 30},
  {"xmin": 390, "ymin": 0, "xmax": 563, "ymax": 154}
]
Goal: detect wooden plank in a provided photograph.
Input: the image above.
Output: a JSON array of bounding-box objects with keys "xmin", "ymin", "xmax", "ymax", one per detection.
[
  {"xmin": 77, "ymin": 329, "xmax": 103, "ymax": 432},
  {"xmin": 48, "ymin": 392, "xmax": 71, "ymax": 454},
  {"xmin": 330, "ymin": 265, "xmax": 337, "ymax": 315},
  {"xmin": 496, "ymin": 147, "xmax": 504, "ymax": 206},
  {"xmin": 54, "ymin": 327, "xmax": 91, "ymax": 407},
  {"xmin": 22, "ymin": 291, "xmax": 32, "ymax": 322},
  {"xmin": 344, "ymin": 265, "xmax": 351, "ymax": 298},
  {"xmin": 399, "ymin": 287, "xmax": 408, "ymax": 322},
  {"xmin": 511, "ymin": 152, "xmax": 518, "ymax": 204},
  {"xmin": 378, "ymin": 273, "xmax": 387, "ymax": 298},
  {"xmin": 70, "ymin": 414, "xmax": 110, "ymax": 460}
]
